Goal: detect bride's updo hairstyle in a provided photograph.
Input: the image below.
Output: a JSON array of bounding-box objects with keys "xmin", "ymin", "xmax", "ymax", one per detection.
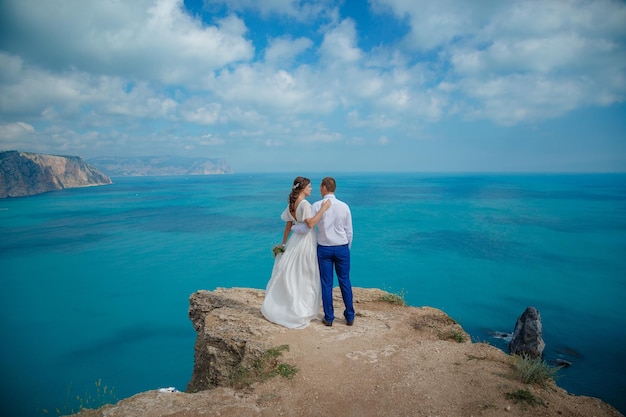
[{"xmin": 289, "ymin": 176, "xmax": 310, "ymax": 216}]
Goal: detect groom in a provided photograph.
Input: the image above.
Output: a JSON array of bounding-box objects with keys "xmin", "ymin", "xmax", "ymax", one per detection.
[{"xmin": 307, "ymin": 177, "xmax": 355, "ymax": 327}]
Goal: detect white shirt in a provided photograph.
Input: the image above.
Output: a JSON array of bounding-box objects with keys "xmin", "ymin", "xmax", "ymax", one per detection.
[{"xmin": 311, "ymin": 194, "xmax": 353, "ymax": 247}]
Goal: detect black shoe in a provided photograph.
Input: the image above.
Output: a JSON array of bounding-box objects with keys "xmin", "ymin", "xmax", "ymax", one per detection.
[
  {"xmin": 322, "ymin": 319, "xmax": 333, "ymax": 327},
  {"xmin": 346, "ymin": 320, "xmax": 354, "ymax": 326}
]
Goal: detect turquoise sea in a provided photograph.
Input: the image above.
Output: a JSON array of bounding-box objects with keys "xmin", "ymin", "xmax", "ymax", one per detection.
[{"xmin": 1, "ymin": 173, "xmax": 625, "ymax": 416}]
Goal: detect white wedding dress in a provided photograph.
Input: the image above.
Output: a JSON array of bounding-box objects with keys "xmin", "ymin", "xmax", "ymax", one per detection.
[{"xmin": 261, "ymin": 200, "xmax": 321, "ymax": 329}]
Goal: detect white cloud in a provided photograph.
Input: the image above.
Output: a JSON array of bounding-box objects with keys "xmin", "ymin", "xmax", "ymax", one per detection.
[
  {"xmin": 0, "ymin": 0, "xmax": 624, "ymax": 170},
  {"xmin": 0, "ymin": 52, "xmax": 181, "ymax": 126},
  {"xmin": 212, "ymin": 63, "xmax": 341, "ymax": 116},
  {"xmin": 319, "ymin": 19, "xmax": 362, "ymax": 64},
  {"xmin": 181, "ymin": 102, "xmax": 222, "ymax": 125},
  {"xmin": 0, "ymin": 53, "xmax": 94, "ymax": 117},
  {"xmin": 0, "ymin": 121, "xmax": 35, "ymax": 138},
  {"xmin": 0, "ymin": 121, "xmax": 102, "ymax": 154},
  {"xmin": 0, "ymin": 0, "xmax": 254, "ymax": 85},
  {"xmin": 347, "ymin": 110, "xmax": 398, "ymax": 129},
  {"xmin": 264, "ymin": 36, "xmax": 313, "ymax": 66},
  {"xmin": 380, "ymin": 89, "xmax": 410, "ymax": 109},
  {"xmin": 372, "ymin": 0, "xmax": 501, "ymax": 51},
  {"xmin": 460, "ymin": 77, "xmax": 567, "ymax": 124},
  {"xmin": 184, "ymin": 133, "xmax": 225, "ymax": 148},
  {"xmin": 371, "ymin": 0, "xmax": 626, "ymax": 123}
]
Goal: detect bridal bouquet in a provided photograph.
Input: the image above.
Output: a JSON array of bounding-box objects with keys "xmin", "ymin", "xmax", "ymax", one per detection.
[{"xmin": 272, "ymin": 244, "xmax": 286, "ymax": 257}]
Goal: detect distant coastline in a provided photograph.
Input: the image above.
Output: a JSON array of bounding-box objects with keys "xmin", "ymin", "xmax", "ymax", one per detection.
[{"xmin": 88, "ymin": 156, "xmax": 233, "ymax": 177}]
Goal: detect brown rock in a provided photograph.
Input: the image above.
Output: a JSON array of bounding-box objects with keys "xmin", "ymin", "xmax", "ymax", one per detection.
[
  {"xmin": 66, "ymin": 287, "xmax": 623, "ymax": 417},
  {"xmin": 0, "ymin": 151, "xmax": 111, "ymax": 198}
]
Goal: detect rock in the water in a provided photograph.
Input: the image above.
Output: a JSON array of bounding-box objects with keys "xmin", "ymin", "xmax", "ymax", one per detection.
[
  {"xmin": 508, "ymin": 306, "xmax": 545, "ymax": 358},
  {"xmin": 554, "ymin": 358, "xmax": 572, "ymax": 367}
]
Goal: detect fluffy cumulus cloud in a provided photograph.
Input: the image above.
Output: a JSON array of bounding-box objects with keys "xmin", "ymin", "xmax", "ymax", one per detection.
[
  {"xmin": 375, "ymin": 0, "xmax": 626, "ymax": 124},
  {"xmin": 264, "ymin": 36, "xmax": 313, "ymax": 66},
  {"xmin": 0, "ymin": 0, "xmax": 624, "ymax": 171},
  {"xmin": 0, "ymin": 0, "xmax": 253, "ymax": 80}
]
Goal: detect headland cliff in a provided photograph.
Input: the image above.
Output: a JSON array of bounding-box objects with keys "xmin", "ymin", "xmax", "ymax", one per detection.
[
  {"xmin": 0, "ymin": 151, "xmax": 111, "ymax": 198},
  {"xmin": 66, "ymin": 287, "xmax": 622, "ymax": 417}
]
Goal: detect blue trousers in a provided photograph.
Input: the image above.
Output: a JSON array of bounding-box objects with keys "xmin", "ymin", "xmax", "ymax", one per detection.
[{"xmin": 317, "ymin": 244, "xmax": 354, "ymax": 323}]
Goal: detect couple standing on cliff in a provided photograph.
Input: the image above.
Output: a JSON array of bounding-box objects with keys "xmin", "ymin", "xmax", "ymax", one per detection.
[{"xmin": 261, "ymin": 176, "xmax": 355, "ymax": 329}]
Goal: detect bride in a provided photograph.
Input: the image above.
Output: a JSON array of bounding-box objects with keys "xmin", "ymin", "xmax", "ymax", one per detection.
[{"xmin": 261, "ymin": 176, "xmax": 331, "ymax": 329}]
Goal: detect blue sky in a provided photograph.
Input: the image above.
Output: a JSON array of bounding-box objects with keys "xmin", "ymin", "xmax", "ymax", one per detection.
[{"xmin": 0, "ymin": 0, "xmax": 625, "ymax": 172}]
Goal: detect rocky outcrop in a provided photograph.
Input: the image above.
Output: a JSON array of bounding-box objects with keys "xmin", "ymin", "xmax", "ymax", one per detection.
[
  {"xmin": 509, "ymin": 306, "xmax": 546, "ymax": 358},
  {"xmin": 66, "ymin": 288, "xmax": 623, "ymax": 417},
  {"xmin": 87, "ymin": 156, "xmax": 233, "ymax": 176},
  {"xmin": 187, "ymin": 288, "xmax": 273, "ymax": 392},
  {"xmin": 0, "ymin": 151, "xmax": 112, "ymax": 198}
]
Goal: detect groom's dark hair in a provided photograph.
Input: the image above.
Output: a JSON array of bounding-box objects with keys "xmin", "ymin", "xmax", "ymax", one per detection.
[{"xmin": 321, "ymin": 177, "xmax": 336, "ymax": 192}]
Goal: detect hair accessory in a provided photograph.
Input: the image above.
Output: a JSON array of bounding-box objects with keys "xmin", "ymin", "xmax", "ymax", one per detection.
[{"xmin": 292, "ymin": 183, "xmax": 300, "ymax": 190}]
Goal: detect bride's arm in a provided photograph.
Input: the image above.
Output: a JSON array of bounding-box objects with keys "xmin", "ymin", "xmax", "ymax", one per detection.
[
  {"xmin": 282, "ymin": 221, "xmax": 292, "ymax": 244},
  {"xmin": 304, "ymin": 199, "xmax": 331, "ymax": 229}
]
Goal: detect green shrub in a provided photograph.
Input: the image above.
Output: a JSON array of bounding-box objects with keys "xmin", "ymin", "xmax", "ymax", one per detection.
[
  {"xmin": 444, "ymin": 329, "xmax": 466, "ymax": 343},
  {"xmin": 435, "ymin": 328, "xmax": 467, "ymax": 343},
  {"xmin": 231, "ymin": 345, "xmax": 298, "ymax": 388},
  {"xmin": 505, "ymin": 388, "xmax": 544, "ymax": 407},
  {"xmin": 379, "ymin": 289, "xmax": 406, "ymax": 306},
  {"xmin": 511, "ymin": 353, "xmax": 559, "ymax": 385}
]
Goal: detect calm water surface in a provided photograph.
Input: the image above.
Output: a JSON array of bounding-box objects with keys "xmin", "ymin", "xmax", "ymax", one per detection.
[{"xmin": 1, "ymin": 173, "xmax": 624, "ymax": 416}]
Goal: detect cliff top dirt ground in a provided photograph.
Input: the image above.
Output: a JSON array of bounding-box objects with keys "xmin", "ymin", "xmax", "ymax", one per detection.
[{"xmin": 70, "ymin": 287, "xmax": 623, "ymax": 417}]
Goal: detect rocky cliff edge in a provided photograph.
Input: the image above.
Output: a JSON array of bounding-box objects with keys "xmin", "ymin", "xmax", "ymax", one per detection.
[
  {"xmin": 68, "ymin": 287, "xmax": 622, "ymax": 417},
  {"xmin": 0, "ymin": 151, "xmax": 112, "ymax": 198}
]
